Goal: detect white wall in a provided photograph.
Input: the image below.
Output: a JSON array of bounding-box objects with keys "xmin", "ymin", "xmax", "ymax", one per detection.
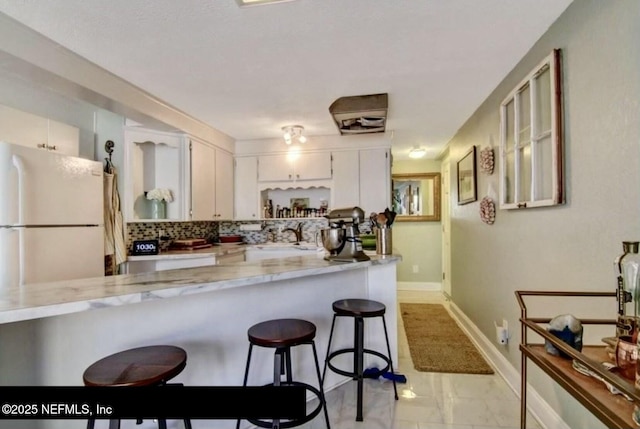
[{"xmin": 447, "ymin": 1, "xmax": 639, "ymax": 427}]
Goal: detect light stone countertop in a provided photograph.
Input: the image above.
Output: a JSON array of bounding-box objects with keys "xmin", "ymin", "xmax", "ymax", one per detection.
[{"xmin": 0, "ymin": 254, "xmax": 400, "ymax": 325}]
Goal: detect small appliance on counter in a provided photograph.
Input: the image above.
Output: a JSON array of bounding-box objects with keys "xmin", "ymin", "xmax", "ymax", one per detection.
[{"xmin": 320, "ymin": 207, "xmax": 370, "ymax": 262}]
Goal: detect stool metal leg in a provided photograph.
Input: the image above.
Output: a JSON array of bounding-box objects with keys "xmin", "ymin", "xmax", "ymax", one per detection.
[
  {"xmin": 321, "ymin": 314, "xmax": 338, "ymax": 386},
  {"xmin": 157, "ymin": 419, "xmax": 167, "ymax": 429},
  {"xmin": 382, "ymin": 315, "xmax": 399, "ymax": 400},
  {"xmin": 236, "ymin": 343, "xmax": 254, "ymax": 429},
  {"xmin": 108, "ymin": 419, "xmax": 121, "ymax": 429},
  {"xmin": 86, "ymin": 418, "xmax": 95, "ymax": 429},
  {"xmin": 311, "ymin": 340, "xmax": 332, "ymax": 429},
  {"xmin": 273, "ymin": 349, "xmax": 282, "ymax": 429},
  {"xmin": 284, "ymin": 347, "xmax": 293, "ymax": 384},
  {"xmin": 355, "ymin": 316, "xmax": 364, "ymax": 422}
]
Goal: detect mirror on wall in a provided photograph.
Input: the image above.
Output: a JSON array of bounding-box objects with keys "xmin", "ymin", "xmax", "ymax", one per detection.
[{"xmin": 392, "ymin": 172, "xmax": 441, "ymax": 221}]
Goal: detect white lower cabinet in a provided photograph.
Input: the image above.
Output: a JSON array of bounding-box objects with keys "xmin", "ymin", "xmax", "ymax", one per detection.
[
  {"xmin": 216, "ymin": 251, "xmax": 246, "ymax": 264},
  {"xmin": 125, "ymin": 256, "xmax": 216, "ymax": 273}
]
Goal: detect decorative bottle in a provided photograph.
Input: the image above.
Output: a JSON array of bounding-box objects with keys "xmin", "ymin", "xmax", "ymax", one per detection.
[{"xmin": 615, "ymin": 241, "xmax": 640, "ymax": 338}]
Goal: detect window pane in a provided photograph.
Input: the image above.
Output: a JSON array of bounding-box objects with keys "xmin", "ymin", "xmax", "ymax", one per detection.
[
  {"xmin": 505, "ymin": 149, "xmax": 515, "ymax": 204},
  {"xmin": 518, "ymin": 145, "xmax": 531, "ymax": 202},
  {"xmin": 533, "ymin": 136, "xmax": 553, "ymax": 200},
  {"xmin": 534, "ymin": 66, "xmax": 551, "ymax": 135},
  {"xmin": 518, "ymin": 83, "xmax": 531, "ymax": 145},
  {"xmin": 505, "ymin": 99, "xmax": 515, "ymax": 149}
]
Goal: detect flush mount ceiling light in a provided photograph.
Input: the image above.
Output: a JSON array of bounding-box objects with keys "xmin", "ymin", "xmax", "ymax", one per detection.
[
  {"xmin": 236, "ymin": 0, "xmax": 297, "ymax": 7},
  {"xmin": 409, "ymin": 147, "xmax": 427, "ymax": 159},
  {"xmin": 282, "ymin": 125, "xmax": 307, "ymax": 145}
]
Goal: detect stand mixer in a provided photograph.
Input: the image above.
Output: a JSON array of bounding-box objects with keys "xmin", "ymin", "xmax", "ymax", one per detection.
[{"xmin": 320, "ymin": 207, "xmax": 370, "ymax": 262}]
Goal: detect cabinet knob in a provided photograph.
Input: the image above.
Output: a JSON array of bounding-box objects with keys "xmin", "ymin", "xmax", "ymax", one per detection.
[
  {"xmin": 296, "ymin": 174, "xmax": 300, "ymax": 179},
  {"xmin": 37, "ymin": 143, "xmax": 47, "ymax": 149},
  {"xmin": 288, "ymin": 174, "xmax": 292, "ymax": 179}
]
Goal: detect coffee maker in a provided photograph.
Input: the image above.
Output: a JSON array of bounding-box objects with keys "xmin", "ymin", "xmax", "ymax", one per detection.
[{"xmin": 320, "ymin": 207, "xmax": 370, "ymax": 262}]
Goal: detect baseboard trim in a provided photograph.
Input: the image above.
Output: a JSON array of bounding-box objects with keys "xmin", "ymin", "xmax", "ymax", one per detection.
[
  {"xmin": 448, "ymin": 303, "xmax": 570, "ymax": 429},
  {"xmin": 397, "ymin": 281, "xmax": 441, "ymax": 291}
]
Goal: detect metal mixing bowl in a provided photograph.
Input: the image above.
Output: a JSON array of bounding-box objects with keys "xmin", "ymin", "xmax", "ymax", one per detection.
[{"xmin": 320, "ymin": 228, "xmax": 345, "ymax": 253}]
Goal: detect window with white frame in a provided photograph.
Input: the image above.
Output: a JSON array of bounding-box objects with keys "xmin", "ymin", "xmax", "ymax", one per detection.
[{"xmin": 499, "ymin": 49, "xmax": 563, "ymax": 209}]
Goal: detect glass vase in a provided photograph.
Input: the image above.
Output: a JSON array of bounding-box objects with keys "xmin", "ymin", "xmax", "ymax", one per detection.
[{"xmin": 150, "ymin": 199, "xmax": 167, "ymax": 219}]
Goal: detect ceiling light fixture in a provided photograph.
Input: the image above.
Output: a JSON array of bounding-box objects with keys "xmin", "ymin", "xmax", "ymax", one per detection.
[
  {"xmin": 282, "ymin": 125, "xmax": 306, "ymax": 145},
  {"xmin": 409, "ymin": 147, "xmax": 427, "ymax": 159}
]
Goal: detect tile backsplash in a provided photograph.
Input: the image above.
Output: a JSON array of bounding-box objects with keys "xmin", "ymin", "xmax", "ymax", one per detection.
[{"xmin": 126, "ymin": 218, "xmax": 376, "ymax": 253}]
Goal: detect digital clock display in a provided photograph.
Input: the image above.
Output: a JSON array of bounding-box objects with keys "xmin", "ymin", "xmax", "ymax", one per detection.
[{"xmin": 132, "ymin": 239, "xmax": 159, "ymax": 255}]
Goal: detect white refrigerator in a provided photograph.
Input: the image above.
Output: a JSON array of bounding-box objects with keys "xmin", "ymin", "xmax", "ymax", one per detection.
[{"xmin": 0, "ymin": 142, "xmax": 105, "ymax": 288}]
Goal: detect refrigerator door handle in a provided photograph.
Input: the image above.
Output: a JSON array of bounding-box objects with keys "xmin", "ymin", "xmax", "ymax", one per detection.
[
  {"xmin": 12, "ymin": 154, "xmax": 25, "ymax": 225},
  {"xmin": 17, "ymin": 227, "xmax": 25, "ymax": 286}
]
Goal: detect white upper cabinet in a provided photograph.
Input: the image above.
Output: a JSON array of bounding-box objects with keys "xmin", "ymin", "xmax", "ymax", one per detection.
[
  {"xmin": 214, "ymin": 148, "xmax": 234, "ymax": 220},
  {"xmin": 124, "ymin": 127, "xmax": 186, "ymax": 222},
  {"xmin": 234, "ymin": 156, "xmax": 260, "ymax": 220},
  {"xmin": 359, "ymin": 148, "xmax": 391, "ymax": 215},
  {"xmin": 190, "ymin": 138, "xmax": 216, "ymax": 221},
  {"xmin": 258, "ymin": 152, "xmax": 332, "ymax": 182},
  {"xmin": 0, "ymin": 104, "xmax": 79, "ymax": 157},
  {"xmin": 331, "ymin": 150, "xmax": 360, "ymax": 209},
  {"xmin": 189, "ymin": 138, "xmax": 234, "ymax": 220}
]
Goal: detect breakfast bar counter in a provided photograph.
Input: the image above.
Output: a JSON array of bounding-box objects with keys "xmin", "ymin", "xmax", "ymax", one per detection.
[{"xmin": 0, "ymin": 254, "xmax": 400, "ymax": 429}]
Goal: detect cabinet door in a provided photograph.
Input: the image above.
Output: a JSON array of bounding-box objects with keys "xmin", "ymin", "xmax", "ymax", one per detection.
[
  {"xmin": 331, "ymin": 151, "xmax": 360, "ymax": 209},
  {"xmin": 125, "ymin": 129, "xmax": 185, "ymax": 221},
  {"xmin": 47, "ymin": 119, "xmax": 79, "ymax": 157},
  {"xmin": 296, "ymin": 152, "xmax": 332, "ymax": 181},
  {"xmin": 258, "ymin": 154, "xmax": 292, "ymax": 181},
  {"xmin": 359, "ymin": 148, "xmax": 391, "ymax": 215},
  {"xmin": 190, "ymin": 139, "xmax": 216, "ymax": 221},
  {"xmin": 0, "ymin": 104, "xmax": 48, "ymax": 150},
  {"xmin": 235, "ymin": 156, "xmax": 260, "ymax": 219},
  {"xmin": 215, "ymin": 148, "xmax": 234, "ymax": 219}
]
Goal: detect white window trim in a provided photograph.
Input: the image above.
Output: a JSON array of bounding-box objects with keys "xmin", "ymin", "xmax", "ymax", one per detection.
[{"xmin": 499, "ymin": 49, "xmax": 563, "ymax": 210}]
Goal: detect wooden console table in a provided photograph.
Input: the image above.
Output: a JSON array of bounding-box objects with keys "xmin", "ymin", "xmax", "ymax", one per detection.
[{"xmin": 516, "ymin": 291, "xmax": 640, "ymax": 429}]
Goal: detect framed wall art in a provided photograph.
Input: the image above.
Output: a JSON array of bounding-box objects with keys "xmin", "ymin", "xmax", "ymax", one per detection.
[{"xmin": 457, "ymin": 146, "xmax": 477, "ymax": 205}]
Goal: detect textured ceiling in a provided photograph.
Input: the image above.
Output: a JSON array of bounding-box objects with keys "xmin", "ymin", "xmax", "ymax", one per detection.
[{"xmin": 0, "ymin": 0, "xmax": 572, "ymax": 159}]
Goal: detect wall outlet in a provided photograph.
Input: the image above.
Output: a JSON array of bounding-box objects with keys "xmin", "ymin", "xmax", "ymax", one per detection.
[{"xmin": 412, "ymin": 265, "xmax": 419, "ymax": 273}]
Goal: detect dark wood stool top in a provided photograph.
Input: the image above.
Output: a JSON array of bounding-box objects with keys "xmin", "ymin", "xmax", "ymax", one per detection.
[
  {"xmin": 83, "ymin": 345, "xmax": 187, "ymax": 387},
  {"xmin": 332, "ymin": 299, "xmax": 386, "ymax": 317},
  {"xmin": 248, "ymin": 318, "xmax": 316, "ymax": 348}
]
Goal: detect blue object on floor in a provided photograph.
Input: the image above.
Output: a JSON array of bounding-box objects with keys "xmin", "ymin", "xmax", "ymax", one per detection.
[
  {"xmin": 382, "ymin": 371, "xmax": 407, "ymax": 383},
  {"xmin": 363, "ymin": 366, "xmax": 407, "ymax": 383}
]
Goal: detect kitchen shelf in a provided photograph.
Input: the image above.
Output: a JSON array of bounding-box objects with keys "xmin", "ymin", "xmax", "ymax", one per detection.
[{"xmin": 516, "ymin": 290, "xmax": 639, "ymax": 429}]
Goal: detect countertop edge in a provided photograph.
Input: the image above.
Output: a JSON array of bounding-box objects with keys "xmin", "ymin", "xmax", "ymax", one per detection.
[{"xmin": 0, "ymin": 255, "xmax": 401, "ymax": 325}]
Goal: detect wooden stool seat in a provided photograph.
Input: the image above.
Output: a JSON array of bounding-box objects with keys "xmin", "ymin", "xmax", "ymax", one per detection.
[
  {"xmin": 83, "ymin": 345, "xmax": 191, "ymax": 429},
  {"xmin": 248, "ymin": 318, "xmax": 316, "ymax": 348},
  {"xmin": 83, "ymin": 345, "xmax": 187, "ymax": 387},
  {"xmin": 238, "ymin": 318, "xmax": 330, "ymax": 429},
  {"xmin": 332, "ymin": 299, "xmax": 386, "ymax": 318}
]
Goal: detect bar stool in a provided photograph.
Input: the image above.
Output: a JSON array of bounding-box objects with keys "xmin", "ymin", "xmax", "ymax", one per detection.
[
  {"xmin": 82, "ymin": 345, "xmax": 192, "ymax": 429},
  {"xmin": 237, "ymin": 318, "xmax": 330, "ymax": 429},
  {"xmin": 322, "ymin": 298, "xmax": 398, "ymax": 421}
]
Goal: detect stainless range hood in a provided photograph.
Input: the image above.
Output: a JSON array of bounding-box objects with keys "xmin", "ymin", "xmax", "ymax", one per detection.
[{"xmin": 329, "ymin": 93, "xmax": 388, "ymax": 135}]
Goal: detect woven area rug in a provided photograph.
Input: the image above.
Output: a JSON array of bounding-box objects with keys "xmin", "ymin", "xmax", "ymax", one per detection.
[{"xmin": 400, "ymin": 303, "xmax": 494, "ymax": 374}]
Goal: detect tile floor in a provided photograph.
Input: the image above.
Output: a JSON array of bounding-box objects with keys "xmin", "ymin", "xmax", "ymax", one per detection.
[{"xmin": 299, "ymin": 290, "xmax": 543, "ymax": 429}]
